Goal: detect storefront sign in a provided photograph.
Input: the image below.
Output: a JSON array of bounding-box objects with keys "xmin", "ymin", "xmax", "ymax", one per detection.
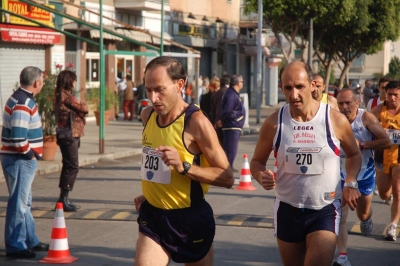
[
  {"xmin": 2, "ymin": 0, "xmax": 55, "ymax": 27},
  {"xmin": 0, "ymin": 23, "xmax": 61, "ymax": 44}
]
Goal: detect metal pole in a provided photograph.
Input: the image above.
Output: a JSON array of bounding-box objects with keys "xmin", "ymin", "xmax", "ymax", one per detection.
[
  {"xmin": 99, "ymin": 0, "xmax": 105, "ymax": 153},
  {"xmin": 160, "ymin": 0, "xmax": 164, "ymax": 56},
  {"xmin": 256, "ymin": 0, "xmax": 263, "ymax": 124},
  {"xmin": 194, "ymin": 58, "xmax": 200, "ymax": 105},
  {"xmin": 308, "ymin": 18, "xmax": 313, "ymax": 67}
]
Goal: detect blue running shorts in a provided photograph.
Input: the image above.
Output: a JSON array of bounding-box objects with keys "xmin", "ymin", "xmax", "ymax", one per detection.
[{"xmin": 340, "ymin": 177, "xmax": 375, "ymax": 196}]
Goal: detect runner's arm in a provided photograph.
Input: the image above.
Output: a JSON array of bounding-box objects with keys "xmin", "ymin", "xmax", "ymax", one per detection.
[
  {"xmin": 159, "ymin": 111, "xmax": 234, "ymax": 188},
  {"xmin": 328, "ymin": 96, "xmax": 339, "ymax": 111},
  {"xmin": 370, "ymin": 103, "xmax": 383, "ymax": 120},
  {"xmin": 362, "ymin": 111, "xmax": 391, "ymax": 150},
  {"xmin": 250, "ymin": 112, "xmax": 278, "ymax": 190},
  {"xmin": 330, "ymin": 110, "xmax": 361, "ymax": 210}
]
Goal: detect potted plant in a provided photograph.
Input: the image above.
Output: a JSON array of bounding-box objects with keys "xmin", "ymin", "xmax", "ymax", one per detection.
[
  {"xmin": 86, "ymin": 86, "xmax": 118, "ymax": 126},
  {"xmin": 34, "ymin": 63, "xmax": 75, "ymax": 160}
]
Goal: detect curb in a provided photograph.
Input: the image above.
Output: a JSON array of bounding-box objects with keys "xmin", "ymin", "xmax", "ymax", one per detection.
[
  {"xmin": 0, "ymin": 125, "xmax": 261, "ymax": 182},
  {"xmin": 242, "ymin": 127, "xmax": 260, "ymax": 135},
  {"xmin": 0, "ymin": 148, "xmax": 143, "ymax": 182},
  {"xmin": 36, "ymin": 148, "xmax": 143, "ymax": 176}
]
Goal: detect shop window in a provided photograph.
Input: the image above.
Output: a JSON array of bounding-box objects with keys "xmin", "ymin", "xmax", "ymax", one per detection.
[
  {"xmin": 91, "ymin": 59, "xmax": 99, "ymax": 82},
  {"xmin": 117, "ymin": 58, "xmax": 134, "ymax": 79},
  {"xmin": 86, "ymin": 59, "xmax": 99, "ymax": 82}
]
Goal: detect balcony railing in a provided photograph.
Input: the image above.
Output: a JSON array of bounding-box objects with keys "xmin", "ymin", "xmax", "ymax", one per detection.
[{"xmin": 114, "ymin": 0, "xmax": 170, "ymax": 11}]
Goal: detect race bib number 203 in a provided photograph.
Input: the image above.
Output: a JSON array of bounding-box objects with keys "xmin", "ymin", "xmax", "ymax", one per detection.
[{"xmin": 141, "ymin": 147, "xmax": 171, "ymax": 184}]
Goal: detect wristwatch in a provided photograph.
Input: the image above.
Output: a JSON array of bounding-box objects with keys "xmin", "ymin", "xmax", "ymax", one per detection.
[
  {"xmin": 344, "ymin": 181, "xmax": 358, "ymax": 189},
  {"xmin": 179, "ymin": 161, "xmax": 191, "ymax": 175},
  {"xmin": 359, "ymin": 140, "xmax": 365, "ymax": 151}
]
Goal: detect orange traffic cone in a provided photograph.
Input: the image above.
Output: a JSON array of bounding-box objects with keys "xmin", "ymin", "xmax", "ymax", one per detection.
[
  {"xmin": 39, "ymin": 202, "xmax": 78, "ymax": 264},
  {"xmin": 235, "ymin": 154, "xmax": 257, "ymax": 191}
]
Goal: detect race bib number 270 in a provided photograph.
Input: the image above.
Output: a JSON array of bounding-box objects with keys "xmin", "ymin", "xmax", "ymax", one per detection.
[{"xmin": 284, "ymin": 146, "xmax": 324, "ymax": 175}]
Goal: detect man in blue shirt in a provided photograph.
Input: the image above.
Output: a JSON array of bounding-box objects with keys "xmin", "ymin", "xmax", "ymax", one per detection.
[{"xmin": 220, "ymin": 75, "xmax": 246, "ymax": 170}]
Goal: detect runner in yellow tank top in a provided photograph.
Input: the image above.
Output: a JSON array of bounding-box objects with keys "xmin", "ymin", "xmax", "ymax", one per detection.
[
  {"xmin": 312, "ymin": 74, "xmax": 339, "ymax": 110},
  {"xmin": 378, "ymin": 103, "xmax": 400, "ymax": 174},
  {"xmin": 142, "ymin": 105, "xmax": 211, "ymax": 209},
  {"xmin": 134, "ymin": 56, "xmax": 234, "ymax": 265},
  {"xmin": 371, "ymin": 80, "xmax": 400, "ymax": 241}
]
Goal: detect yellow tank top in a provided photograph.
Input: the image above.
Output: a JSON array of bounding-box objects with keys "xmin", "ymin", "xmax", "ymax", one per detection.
[
  {"xmin": 141, "ymin": 104, "xmax": 210, "ymax": 209},
  {"xmin": 380, "ymin": 104, "xmax": 400, "ymax": 164},
  {"xmin": 320, "ymin": 93, "xmax": 328, "ymax": 104}
]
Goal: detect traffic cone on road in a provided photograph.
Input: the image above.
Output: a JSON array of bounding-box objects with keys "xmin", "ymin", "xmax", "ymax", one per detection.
[
  {"xmin": 235, "ymin": 154, "xmax": 257, "ymax": 191},
  {"xmin": 39, "ymin": 202, "xmax": 78, "ymax": 264}
]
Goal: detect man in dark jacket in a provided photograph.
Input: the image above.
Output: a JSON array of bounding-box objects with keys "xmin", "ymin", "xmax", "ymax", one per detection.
[
  {"xmin": 210, "ymin": 74, "xmax": 230, "ymax": 144},
  {"xmin": 221, "ymin": 74, "xmax": 245, "ymax": 169}
]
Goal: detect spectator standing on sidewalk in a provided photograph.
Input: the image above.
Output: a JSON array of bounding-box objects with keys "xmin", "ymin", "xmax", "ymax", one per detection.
[
  {"xmin": 200, "ymin": 77, "xmax": 220, "ymax": 121},
  {"xmin": 334, "ymin": 88, "xmax": 391, "ymax": 266},
  {"xmin": 54, "ymin": 70, "xmax": 88, "ymax": 212},
  {"xmin": 221, "ymin": 75, "xmax": 246, "ymax": 171},
  {"xmin": 117, "ymin": 75, "xmax": 127, "ymax": 116},
  {"xmin": 0, "ymin": 66, "xmax": 49, "ymax": 259},
  {"xmin": 210, "ymin": 74, "xmax": 230, "ymax": 144},
  {"xmin": 123, "ymin": 74, "xmax": 135, "ymax": 120},
  {"xmin": 134, "ymin": 56, "xmax": 233, "ymax": 265},
  {"xmin": 250, "ymin": 62, "xmax": 361, "ymax": 266},
  {"xmin": 198, "ymin": 76, "xmax": 209, "ymax": 102}
]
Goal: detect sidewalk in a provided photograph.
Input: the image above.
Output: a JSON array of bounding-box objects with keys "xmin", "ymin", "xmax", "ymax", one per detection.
[{"xmin": 0, "ymin": 104, "xmax": 284, "ymax": 180}]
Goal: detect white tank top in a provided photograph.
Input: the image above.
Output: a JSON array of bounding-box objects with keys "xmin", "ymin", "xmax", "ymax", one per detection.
[
  {"xmin": 340, "ymin": 108, "xmax": 375, "ymax": 181},
  {"xmin": 273, "ymin": 103, "xmax": 341, "ymax": 210}
]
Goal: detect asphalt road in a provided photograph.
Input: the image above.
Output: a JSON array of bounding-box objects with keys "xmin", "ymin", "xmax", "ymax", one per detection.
[{"xmin": 0, "ymin": 134, "xmax": 399, "ymax": 265}]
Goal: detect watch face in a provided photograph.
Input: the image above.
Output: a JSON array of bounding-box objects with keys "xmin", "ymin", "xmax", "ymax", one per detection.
[
  {"xmin": 346, "ymin": 182, "xmax": 358, "ymax": 188},
  {"xmin": 180, "ymin": 161, "xmax": 191, "ymax": 175},
  {"xmin": 183, "ymin": 162, "xmax": 191, "ymax": 171}
]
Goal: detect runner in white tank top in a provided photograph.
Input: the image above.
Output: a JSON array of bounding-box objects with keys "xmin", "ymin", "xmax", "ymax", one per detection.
[
  {"xmin": 273, "ymin": 102, "xmax": 341, "ymax": 209},
  {"xmin": 250, "ymin": 62, "xmax": 362, "ymax": 266}
]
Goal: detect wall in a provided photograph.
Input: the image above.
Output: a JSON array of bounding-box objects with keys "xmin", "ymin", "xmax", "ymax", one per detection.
[{"xmin": 169, "ymin": 0, "xmax": 239, "ymax": 25}]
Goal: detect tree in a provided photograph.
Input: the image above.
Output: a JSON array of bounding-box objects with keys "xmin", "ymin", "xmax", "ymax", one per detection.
[
  {"xmin": 312, "ymin": 0, "xmax": 400, "ymax": 86},
  {"xmin": 332, "ymin": 0, "xmax": 400, "ymax": 86},
  {"xmin": 243, "ymin": 0, "xmax": 344, "ymax": 63},
  {"xmin": 243, "ymin": 0, "xmax": 400, "ymax": 87},
  {"xmin": 319, "ymin": 67, "xmax": 336, "ymax": 85},
  {"xmin": 389, "ymin": 56, "xmax": 400, "ymax": 79}
]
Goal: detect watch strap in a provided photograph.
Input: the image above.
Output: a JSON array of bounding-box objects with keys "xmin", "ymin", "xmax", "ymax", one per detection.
[{"xmin": 359, "ymin": 140, "xmax": 365, "ymax": 151}]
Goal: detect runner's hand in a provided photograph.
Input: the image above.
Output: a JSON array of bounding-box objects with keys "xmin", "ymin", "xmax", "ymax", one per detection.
[
  {"xmin": 134, "ymin": 195, "xmax": 145, "ymax": 212},
  {"xmin": 258, "ymin": 170, "xmax": 275, "ymax": 190},
  {"xmin": 157, "ymin": 145, "xmax": 184, "ymax": 173},
  {"xmin": 341, "ymin": 188, "xmax": 361, "ymax": 211}
]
